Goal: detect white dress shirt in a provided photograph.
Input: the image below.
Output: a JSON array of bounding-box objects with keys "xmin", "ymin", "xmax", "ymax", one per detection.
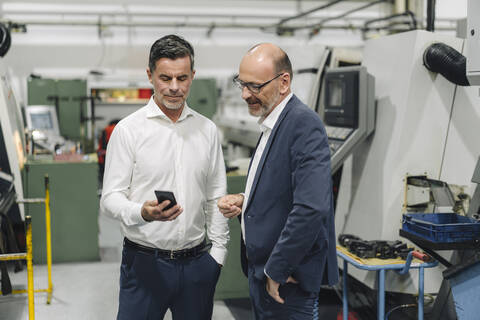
[
  {"xmin": 100, "ymin": 97, "xmax": 229, "ymax": 265},
  {"xmin": 241, "ymin": 93, "xmax": 293, "ymax": 240}
]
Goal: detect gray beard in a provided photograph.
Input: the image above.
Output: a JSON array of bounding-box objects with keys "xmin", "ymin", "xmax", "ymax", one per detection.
[
  {"xmin": 163, "ymin": 101, "xmax": 184, "ymax": 110},
  {"xmin": 155, "ymin": 93, "xmax": 184, "ymax": 110},
  {"xmin": 259, "ymin": 90, "xmax": 280, "ymax": 118}
]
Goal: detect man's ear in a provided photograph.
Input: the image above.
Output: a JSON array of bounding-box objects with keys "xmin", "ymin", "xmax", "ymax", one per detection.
[
  {"xmin": 279, "ymin": 73, "xmax": 290, "ymax": 94},
  {"xmin": 146, "ymin": 68, "xmax": 152, "ymax": 84}
]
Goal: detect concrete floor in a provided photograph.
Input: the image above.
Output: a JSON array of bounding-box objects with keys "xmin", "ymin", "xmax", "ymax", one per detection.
[
  {"xmin": 2, "ymin": 262, "xmax": 246, "ymax": 320},
  {"xmin": 1, "ymin": 209, "xmax": 343, "ymax": 320},
  {"xmin": 0, "ymin": 214, "xmax": 251, "ymax": 320}
]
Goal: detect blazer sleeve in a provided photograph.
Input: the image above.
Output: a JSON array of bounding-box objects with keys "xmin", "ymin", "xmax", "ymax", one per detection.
[{"xmin": 264, "ymin": 117, "xmax": 333, "ymax": 284}]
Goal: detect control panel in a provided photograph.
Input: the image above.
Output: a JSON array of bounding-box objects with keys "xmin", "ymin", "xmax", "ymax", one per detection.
[{"xmin": 321, "ymin": 66, "xmax": 375, "ymax": 173}]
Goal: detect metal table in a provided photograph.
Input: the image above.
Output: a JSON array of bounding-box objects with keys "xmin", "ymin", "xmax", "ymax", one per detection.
[{"xmin": 337, "ymin": 247, "xmax": 438, "ymax": 320}]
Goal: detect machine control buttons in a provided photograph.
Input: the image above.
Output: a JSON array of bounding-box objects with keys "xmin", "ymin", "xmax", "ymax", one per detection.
[
  {"xmin": 326, "ymin": 125, "xmax": 354, "ymax": 155},
  {"xmin": 328, "ymin": 141, "xmax": 342, "ymax": 155},
  {"xmin": 325, "ymin": 125, "xmax": 353, "ymax": 141}
]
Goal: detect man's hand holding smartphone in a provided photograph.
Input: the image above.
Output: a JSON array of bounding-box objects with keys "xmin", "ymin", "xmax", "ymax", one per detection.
[{"xmin": 141, "ymin": 191, "xmax": 182, "ymax": 222}]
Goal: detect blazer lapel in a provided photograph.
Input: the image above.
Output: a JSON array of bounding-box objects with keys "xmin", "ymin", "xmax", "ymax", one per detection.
[{"xmin": 244, "ymin": 96, "xmax": 297, "ymax": 213}]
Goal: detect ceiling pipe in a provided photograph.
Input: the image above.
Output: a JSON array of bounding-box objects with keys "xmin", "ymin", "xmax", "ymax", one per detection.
[
  {"xmin": 426, "ymin": 0, "xmax": 436, "ymax": 32},
  {"xmin": 364, "ymin": 10, "xmax": 417, "ymax": 30},
  {"xmin": 0, "ymin": 18, "xmax": 366, "ymax": 30},
  {"xmin": 279, "ymin": 0, "xmax": 391, "ymax": 32},
  {"xmin": 306, "ymin": 0, "xmax": 390, "ymax": 30},
  {"xmin": 277, "ymin": 0, "xmax": 347, "ymax": 25},
  {"xmin": 2, "ymin": 9, "xmax": 295, "ymax": 20},
  {"xmin": 0, "ymin": 17, "xmax": 456, "ymax": 31}
]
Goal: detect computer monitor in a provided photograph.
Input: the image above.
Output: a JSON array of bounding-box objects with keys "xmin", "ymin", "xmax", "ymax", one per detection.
[
  {"xmin": 324, "ymin": 69, "xmax": 360, "ymax": 128},
  {"xmin": 24, "ymin": 105, "xmax": 60, "ymax": 135},
  {"xmin": 320, "ymin": 66, "xmax": 375, "ymax": 174}
]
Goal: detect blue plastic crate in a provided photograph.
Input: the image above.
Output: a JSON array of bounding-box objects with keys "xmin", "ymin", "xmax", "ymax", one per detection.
[{"xmin": 402, "ymin": 213, "xmax": 480, "ymax": 243}]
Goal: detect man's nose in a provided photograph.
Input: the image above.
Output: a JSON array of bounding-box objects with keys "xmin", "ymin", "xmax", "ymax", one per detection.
[
  {"xmin": 169, "ymin": 79, "xmax": 179, "ymax": 91},
  {"xmin": 241, "ymin": 86, "xmax": 251, "ymax": 100}
]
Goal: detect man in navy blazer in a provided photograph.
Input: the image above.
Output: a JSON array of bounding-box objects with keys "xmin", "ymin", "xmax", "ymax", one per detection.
[{"xmin": 218, "ymin": 43, "xmax": 338, "ymax": 319}]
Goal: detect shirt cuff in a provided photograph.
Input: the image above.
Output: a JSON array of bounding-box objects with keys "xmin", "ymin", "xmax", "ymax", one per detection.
[
  {"xmin": 264, "ymin": 269, "xmax": 271, "ymax": 279},
  {"xmin": 129, "ymin": 202, "xmax": 149, "ymax": 225},
  {"xmin": 209, "ymin": 245, "xmax": 228, "ymax": 266}
]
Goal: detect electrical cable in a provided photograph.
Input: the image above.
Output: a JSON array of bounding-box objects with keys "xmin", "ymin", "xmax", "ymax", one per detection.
[
  {"xmin": 423, "ymin": 293, "xmax": 435, "ymax": 306},
  {"xmin": 277, "ymin": 0, "xmax": 346, "ymax": 25},
  {"xmin": 363, "ymin": 11, "xmax": 417, "ymax": 31},
  {"xmin": 385, "ymin": 303, "xmax": 416, "ymax": 320},
  {"xmin": 306, "ymin": 0, "xmax": 390, "ymax": 31}
]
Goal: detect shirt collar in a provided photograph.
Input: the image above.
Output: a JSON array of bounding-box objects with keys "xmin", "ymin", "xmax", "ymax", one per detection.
[
  {"xmin": 145, "ymin": 96, "xmax": 194, "ymax": 122},
  {"xmin": 259, "ymin": 92, "xmax": 293, "ymax": 133}
]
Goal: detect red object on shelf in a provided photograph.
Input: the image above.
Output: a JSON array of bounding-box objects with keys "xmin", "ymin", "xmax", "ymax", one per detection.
[
  {"xmin": 138, "ymin": 88, "xmax": 153, "ymax": 99},
  {"xmin": 337, "ymin": 310, "xmax": 360, "ymax": 320},
  {"xmin": 412, "ymin": 250, "xmax": 432, "ymax": 262}
]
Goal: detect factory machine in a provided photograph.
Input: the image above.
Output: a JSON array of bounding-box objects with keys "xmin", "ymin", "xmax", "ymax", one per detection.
[
  {"xmin": 331, "ymin": 2, "xmax": 480, "ymax": 318},
  {"xmin": 0, "ymin": 62, "xmax": 101, "ymax": 265},
  {"xmin": 24, "ymin": 105, "xmax": 76, "ymax": 155},
  {"xmin": 0, "ymin": 60, "xmax": 26, "ymax": 219},
  {"xmin": 335, "ymin": 30, "xmax": 468, "ymax": 289}
]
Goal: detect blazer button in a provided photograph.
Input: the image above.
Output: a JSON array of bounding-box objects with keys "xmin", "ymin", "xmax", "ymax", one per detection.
[{"xmin": 247, "ymin": 215, "xmax": 252, "ymax": 218}]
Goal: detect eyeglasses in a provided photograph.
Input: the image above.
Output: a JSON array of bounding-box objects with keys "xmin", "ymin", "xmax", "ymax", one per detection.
[{"xmin": 232, "ymin": 73, "xmax": 283, "ymax": 94}]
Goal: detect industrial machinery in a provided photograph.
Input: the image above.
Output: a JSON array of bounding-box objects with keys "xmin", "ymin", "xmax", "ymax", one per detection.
[
  {"xmin": 0, "ymin": 61, "xmax": 26, "ymax": 219},
  {"xmin": 467, "ymin": 0, "xmax": 480, "ymax": 85},
  {"xmin": 24, "ymin": 105, "xmax": 74, "ymax": 155},
  {"xmin": 322, "ymin": 66, "xmax": 375, "ymax": 174},
  {"xmin": 331, "ymin": 12, "xmax": 480, "ymax": 319},
  {"xmin": 27, "ymin": 78, "xmax": 87, "ymax": 141},
  {"xmin": 335, "ymin": 29, "xmax": 466, "ymax": 295},
  {"xmin": 326, "ymin": 21, "xmax": 480, "ymax": 318},
  {"xmin": 1, "ymin": 63, "xmax": 100, "ymax": 264}
]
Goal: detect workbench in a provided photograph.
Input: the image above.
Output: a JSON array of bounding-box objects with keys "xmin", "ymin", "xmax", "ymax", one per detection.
[{"xmin": 337, "ymin": 245, "xmax": 438, "ymax": 320}]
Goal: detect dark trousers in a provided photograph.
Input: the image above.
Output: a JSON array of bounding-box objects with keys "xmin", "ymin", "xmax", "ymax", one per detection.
[
  {"xmin": 248, "ymin": 267, "xmax": 319, "ymax": 320},
  {"xmin": 117, "ymin": 243, "xmax": 221, "ymax": 320}
]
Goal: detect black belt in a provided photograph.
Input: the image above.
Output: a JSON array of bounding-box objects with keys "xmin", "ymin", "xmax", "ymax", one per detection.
[{"xmin": 123, "ymin": 237, "xmax": 211, "ymax": 260}]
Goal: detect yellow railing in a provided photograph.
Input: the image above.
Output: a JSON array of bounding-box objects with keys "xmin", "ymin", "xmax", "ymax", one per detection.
[{"xmin": 0, "ymin": 175, "xmax": 54, "ymax": 319}]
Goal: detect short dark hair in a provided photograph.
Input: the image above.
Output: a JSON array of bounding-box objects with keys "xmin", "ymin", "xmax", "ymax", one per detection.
[
  {"xmin": 274, "ymin": 50, "xmax": 293, "ymax": 81},
  {"xmin": 148, "ymin": 34, "xmax": 194, "ymax": 72}
]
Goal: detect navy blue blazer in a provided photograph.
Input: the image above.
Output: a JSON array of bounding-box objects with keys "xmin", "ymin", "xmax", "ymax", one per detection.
[{"xmin": 240, "ymin": 94, "xmax": 339, "ymax": 293}]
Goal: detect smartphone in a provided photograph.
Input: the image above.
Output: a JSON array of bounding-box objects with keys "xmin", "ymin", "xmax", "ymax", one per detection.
[{"xmin": 154, "ymin": 190, "xmax": 177, "ymax": 210}]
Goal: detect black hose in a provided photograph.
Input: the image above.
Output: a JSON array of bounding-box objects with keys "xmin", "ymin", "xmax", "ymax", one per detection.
[
  {"xmin": 0, "ymin": 23, "xmax": 11, "ymax": 57},
  {"xmin": 423, "ymin": 42, "xmax": 470, "ymax": 86}
]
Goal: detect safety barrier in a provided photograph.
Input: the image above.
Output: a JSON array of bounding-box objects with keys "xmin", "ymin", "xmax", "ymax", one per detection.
[{"xmin": 0, "ymin": 175, "xmax": 54, "ymax": 320}]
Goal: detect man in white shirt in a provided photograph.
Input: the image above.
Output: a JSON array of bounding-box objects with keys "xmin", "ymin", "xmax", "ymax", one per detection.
[
  {"xmin": 218, "ymin": 43, "xmax": 338, "ymax": 319},
  {"xmin": 101, "ymin": 34, "xmax": 229, "ymax": 320}
]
